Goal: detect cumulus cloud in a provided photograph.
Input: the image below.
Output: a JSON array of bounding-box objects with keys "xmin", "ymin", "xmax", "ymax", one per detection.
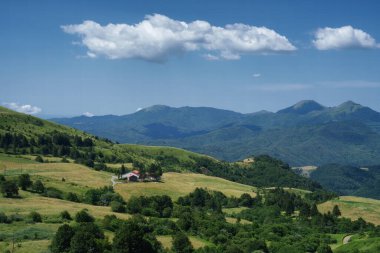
[
  {"xmin": 313, "ymin": 26, "xmax": 379, "ymax": 50},
  {"xmin": 82, "ymin": 112, "xmax": 94, "ymax": 117},
  {"xmin": 3, "ymin": 102, "xmax": 42, "ymax": 114},
  {"xmin": 62, "ymin": 14, "xmax": 296, "ymax": 62}
]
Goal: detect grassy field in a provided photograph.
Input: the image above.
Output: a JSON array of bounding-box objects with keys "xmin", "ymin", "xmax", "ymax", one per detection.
[
  {"xmin": 318, "ymin": 196, "xmax": 380, "ymax": 225},
  {"xmin": 0, "ymin": 190, "xmax": 130, "ymax": 220},
  {"xmin": 115, "ymin": 172, "xmax": 256, "ymax": 200},
  {"xmin": 157, "ymin": 235, "xmax": 212, "ymax": 250},
  {"xmin": 334, "ymin": 236, "xmax": 380, "ymax": 253},
  {"xmin": 0, "ymin": 239, "xmax": 51, "ymax": 253}
]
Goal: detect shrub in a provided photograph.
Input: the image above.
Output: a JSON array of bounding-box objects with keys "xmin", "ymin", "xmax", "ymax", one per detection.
[
  {"xmin": 18, "ymin": 174, "xmax": 32, "ymax": 190},
  {"xmin": 35, "ymin": 155, "xmax": 44, "ymax": 163},
  {"xmin": 0, "ymin": 212, "xmax": 9, "ymax": 223},
  {"xmin": 1, "ymin": 180, "xmax": 19, "ymax": 198},
  {"xmin": 29, "ymin": 211, "xmax": 42, "ymax": 223},
  {"xmin": 75, "ymin": 209, "xmax": 94, "ymax": 223},
  {"xmin": 60, "ymin": 210, "xmax": 72, "ymax": 221},
  {"xmin": 111, "ymin": 201, "xmax": 126, "ymax": 213},
  {"xmin": 32, "ymin": 180, "xmax": 45, "ymax": 193}
]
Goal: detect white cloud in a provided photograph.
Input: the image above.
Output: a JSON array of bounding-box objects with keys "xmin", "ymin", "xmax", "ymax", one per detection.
[
  {"xmin": 62, "ymin": 14, "xmax": 296, "ymax": 62},
  {"xmin": 202, "ymin": 53, "xmax": 220, "ymax": 61},
  {"xmin": 313, "ymin": 26, "xmax": 379, "ymax": 50},
  {"xmin": 82, "ymin": 112, "xmax": 94, "ymax": 117},
  {"xmin": 253, "ymin": 73, "xmax": 261, "ymax": 78},
  {"xmin": 3, "ymin": 102, "xmax": 42, "ymax": 114}
]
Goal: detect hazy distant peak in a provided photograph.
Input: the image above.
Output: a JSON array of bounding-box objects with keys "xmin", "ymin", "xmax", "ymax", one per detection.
[
  {"xmin": 139, "ymin": 105, "xmax": 172, "ymax": 112},
  {"xmin": 337, "ymin": 100, "xmax": 364, "ymax": 110},
  {"xmin": 278, "ymin": 100, "xmax": 325, "ymax": 114}
]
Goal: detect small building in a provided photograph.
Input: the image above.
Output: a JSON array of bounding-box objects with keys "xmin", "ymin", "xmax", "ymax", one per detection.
[{"xmin": 121, "ymin": 171, "xmax": 140, "ymax": 182}]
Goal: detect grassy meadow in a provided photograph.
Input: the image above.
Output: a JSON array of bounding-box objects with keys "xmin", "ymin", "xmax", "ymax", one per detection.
[
  {"xmin": 115, "ymin": 172, "xmax": 256, "ymax": 200},
  {"xmin": 318, "ymin": 196, "xmax": 380, "ymax": 225}
]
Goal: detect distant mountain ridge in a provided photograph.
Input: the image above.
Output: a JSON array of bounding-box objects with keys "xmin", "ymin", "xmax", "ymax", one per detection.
[{"xmin": 51, "ymin": 101, "xmax": 380, "ymax": 166}]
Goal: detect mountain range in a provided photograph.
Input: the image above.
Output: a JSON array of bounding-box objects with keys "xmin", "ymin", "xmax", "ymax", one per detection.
[{"xmin": 51, "ymin": 100, "xmax": 380, "ymax": 166}]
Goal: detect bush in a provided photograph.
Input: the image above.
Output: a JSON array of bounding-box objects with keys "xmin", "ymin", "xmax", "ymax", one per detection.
[
  {"xmin": 0, "ymin": 212, "xmax": 9, "ymax": 223},
  {"xmin": 65, "ymin": 192, "xmax": 80, "ymax": 202},
  {"xmin": 60, "ymin": 210, "xmax": 72, "ymax": 221},
  {"xmin": 75, "ymin": 209, "xmax": 94, "ymax": 223},
  {"xmin": 35, "ymin": 155, "xmax": 44, "ymax": 163},
  {"xmin": 32, "ymin": 180, "xmax": 45, "ymax": 193},
  {"xmin": 1, "ymin": 180, "xmax": 19, "ymax": 198},
  {"xmin": 18, "ymin": 174, "xmax": 32, "ymax": 190},
  {"xmin": 111, "ymin": 201, "xmax": 126, "ymax": 213},
  {"xmin": 29, "ymin": 211, "xmax": 42, "ymax": 223},
  {"xmin": 43, "ymin": 187, "xmax": 63, "ymax": 199}
]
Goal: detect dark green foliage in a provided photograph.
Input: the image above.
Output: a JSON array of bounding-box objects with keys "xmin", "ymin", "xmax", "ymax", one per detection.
[
  {"xmin": 32, "ymin": 179, "xmax": 45, "ymax": 193},
  {"xmin": 111, "ymin": 200, "xmax": 126, "ymax": 213},
  {"xmin": 317, "ymin": 244, "xmax": 333, "ymax": 253},
  {"xmin": 18, "ymin": 173, "xmax": 32, "ymax": 190},
  {"xmin": 69, "ymin": 223, "xmax": 106, "ymax": 253},
  {"xmin": 43, "ymin": 187, "xmax": 63, "ymax": 199},
  {"xmin": 332, "ymin": 205, "xmax": 341, "ymax": 217},
  {"xmin": 60, "ymin": 210, "xmax": 72, "ymax": 221},
  {"xmin": 0, "ymin": 180, "xmax": 19, "ymax": 197},
  {"xmin": 172, "ymin": 231, "xmax": 193, "ymax": 253},
  {"xmin": 310, "ymin": 164, "xmax": 380, "ymax": 199},
  {"xmin": 112, "ymin": 216, "xmax": 162, "ymax": 253},
  {"xmin": 127, "ymin": 195, "xmax": 173, "ymax": 218},
  {"xmin": 50, "ymin": 224, "xmax": 75, "ymax": 253},
  {"xmin": 29, "ymin": 211, "xmax": 42, "ymax": 223},
  {"xmin": 35, "ymin": 155, "xmax": 44, "ymax": 163},
  {"xmin": 84, "ymin": 186, "xmax": 124, "ymax": 206},
  {"xmin": 65, "ymin": 192, "xmax": 80, "ymax": 202},
  {"xmin": 75, "ymin": 209, "xmax": 95, "ymax": 223},
  {"xmin": 0, "ymin": 212, "xmax": 9, "ymax": 223}
]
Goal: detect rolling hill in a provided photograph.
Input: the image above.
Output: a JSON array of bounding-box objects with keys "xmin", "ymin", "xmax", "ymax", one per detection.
[
  {"xmin": 51, "ymin": 100, "xmax": 380, "ymax": 166},
  {"xmin": 0, "ymin": 105, "xmax": 319, "ymax": 191}
]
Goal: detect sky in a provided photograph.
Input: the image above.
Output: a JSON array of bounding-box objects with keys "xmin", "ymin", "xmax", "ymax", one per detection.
[{"xmin": 1, "ymin": 0, "xmax": 380, "ymax": 117}]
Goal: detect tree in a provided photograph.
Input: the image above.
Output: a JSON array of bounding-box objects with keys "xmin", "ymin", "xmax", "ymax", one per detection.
[
  {"xmin": 332, "ymin": 205, "xmax": 341, "ymax": 217},
  {"xmin": 75, "ymin": 209, "xmax": 95, "ymax": 223},
  {"xmin": 112, "ymin": 216, "xmax": 160, "ymax": 253},
  {"xmin": 1, "ymin": 180, "xmax": 19, "ymax": 197},
  {"xmin": 18, "ymin": 174, "xmax": 32, "ymax": 190},
  {"xmin": 50, "ymin": 224, "xmax": 75, "ymax": 253},
  {"xmin": 317, "ymin": 244, "xmax": 333, "ymax": 253},
  {"xmin": 70, "ymin": 223, "xmax": 105, "ymax": 253},
  {"xmin": 172, "ymin": 231, "xmax": 194, "ymax": 253},
  {"xmin": 32, "ymin": 180, "xmax": 45, "ymax": 193}
]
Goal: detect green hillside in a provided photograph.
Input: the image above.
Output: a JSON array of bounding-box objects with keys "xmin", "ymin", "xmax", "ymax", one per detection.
[
  {"xmin": 309, "ymin": 164, "xmax": 380, "ymax": 199},
  {"xmin": 0, "ymin": 106, "xmax": 321, "ymax": 191}
]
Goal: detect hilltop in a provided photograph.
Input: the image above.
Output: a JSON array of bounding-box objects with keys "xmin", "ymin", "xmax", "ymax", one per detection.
[{"xmin": 51, "ymin": 100, "xmax": 380, "ymax": 166}]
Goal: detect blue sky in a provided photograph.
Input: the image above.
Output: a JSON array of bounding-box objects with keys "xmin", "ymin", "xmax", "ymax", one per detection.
[{"xmin": 1, "ymin": 0, "xmax": 380, "ymax": 117}]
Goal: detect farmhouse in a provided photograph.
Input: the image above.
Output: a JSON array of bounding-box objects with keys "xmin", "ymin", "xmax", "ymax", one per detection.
[{"xmin": 121, "ymin": 170, "xmax": 140, "ymax": 182}]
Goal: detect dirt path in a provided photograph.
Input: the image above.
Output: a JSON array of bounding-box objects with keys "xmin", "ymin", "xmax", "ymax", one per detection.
[
  {"xmin": 343, "ymin": 235, "xmax": 353, "ymax": 245},
  {"xmin": 111, "ymin": 176, "xmax": 120, "ymax": 187}
]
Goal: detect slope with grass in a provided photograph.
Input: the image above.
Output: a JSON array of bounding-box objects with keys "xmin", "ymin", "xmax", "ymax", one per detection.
[
  {"xmin": 115, "ymin": 172, "xmax": 256, "ymax": 200},
  {"xmin": 318, "ymin": 196, "xmax": 380, "ymax": 225}
]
